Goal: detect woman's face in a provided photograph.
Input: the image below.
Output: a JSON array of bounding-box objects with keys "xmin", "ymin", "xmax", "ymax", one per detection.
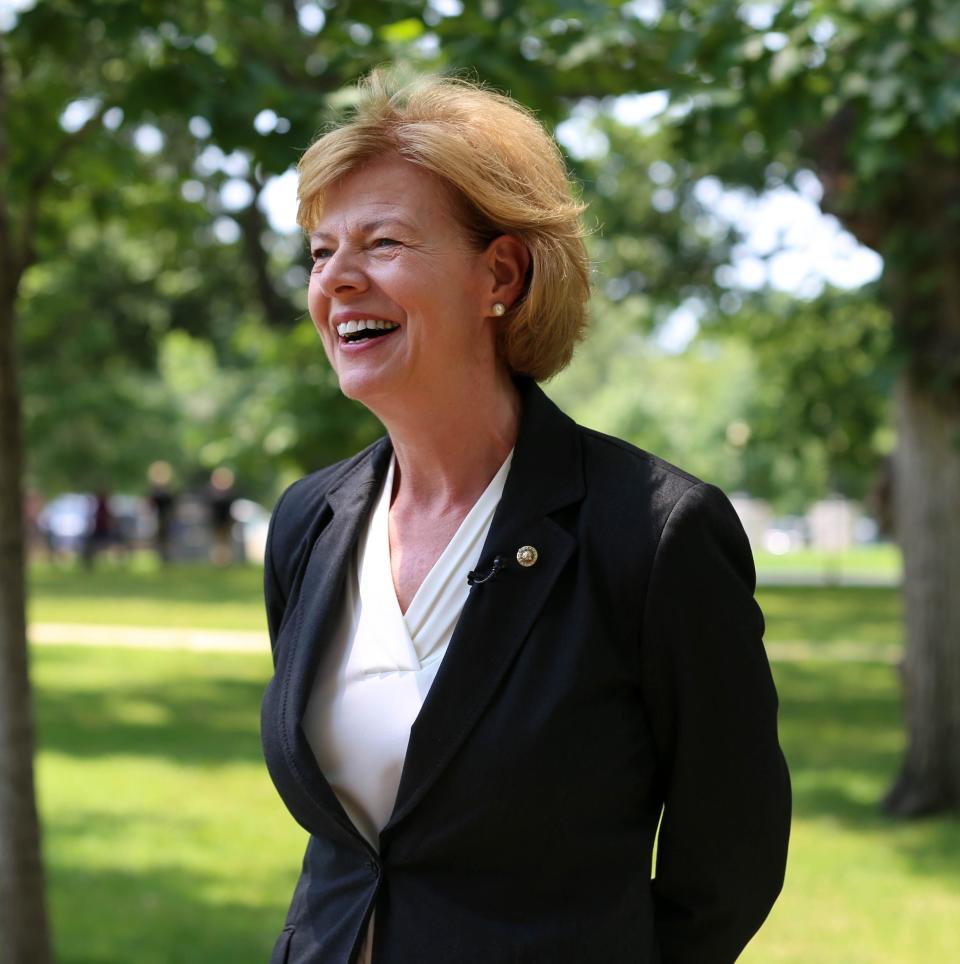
[{"xmin": 307, "ymin": 155, "xmax": 496, "ymax": 408}]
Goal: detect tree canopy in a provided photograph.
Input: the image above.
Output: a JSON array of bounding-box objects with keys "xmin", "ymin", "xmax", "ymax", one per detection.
[{"xmin": 5, "ymin": 0, "xmax": 899, "ymax": 507}]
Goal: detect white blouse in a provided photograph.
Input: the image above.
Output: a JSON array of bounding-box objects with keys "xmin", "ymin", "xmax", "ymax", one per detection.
[{"xmin": 302, "ymin": 450, "xmax": 512, "ymax": 961}]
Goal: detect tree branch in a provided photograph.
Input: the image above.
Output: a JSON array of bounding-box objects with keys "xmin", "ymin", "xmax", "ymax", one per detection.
[
  {"xmin": 237, "ymin": 178, "xmax": 298, "ymax": 328},
  {"xmin": 16, "ymin": 102, "xmax": 107, "ymax": 278}
]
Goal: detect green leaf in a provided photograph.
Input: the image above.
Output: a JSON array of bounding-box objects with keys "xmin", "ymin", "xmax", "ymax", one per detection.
[
  {"xmin": 866, "ymin": 111, "xmax": 906, "ymax": 139},
  {"xmin": 381, "ymin": 18, "xmax": 425, "ymax": 44}
]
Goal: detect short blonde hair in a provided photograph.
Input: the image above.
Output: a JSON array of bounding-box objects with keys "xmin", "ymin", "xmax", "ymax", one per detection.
[{"xmin": 297, "ymin": 69, "xmax": 590, "ymax": 380}]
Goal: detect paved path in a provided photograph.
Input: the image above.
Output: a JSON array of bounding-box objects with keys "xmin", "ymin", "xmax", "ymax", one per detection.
[
  {"xmin": 763, "ymin": 641, "xmax": 901, "ymax": 663},
  {"xmin": 29, "ymin": 623, "xmax": 900, "ymax": 663},
  {"xmin": 756, "ymin": 572, "xmax": 899, "ymax": 587},
  {"xmin": 29, "ymin": 622, "xmax": 268, "ymax": 653}
]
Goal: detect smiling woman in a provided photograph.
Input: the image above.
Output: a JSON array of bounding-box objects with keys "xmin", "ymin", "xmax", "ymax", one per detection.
[
  {"xmin": 304, "ymin": 153, "xmax": 522, "ymax": 412},
  {"xmin": 259, "ymin": 69, "xmax": 791, "ymax": 964}
]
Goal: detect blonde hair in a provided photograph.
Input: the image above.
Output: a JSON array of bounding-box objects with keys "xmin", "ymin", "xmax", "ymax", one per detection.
[{"xmin": 297, "ymin": 69, "xmax": 590, "ymax": 380}]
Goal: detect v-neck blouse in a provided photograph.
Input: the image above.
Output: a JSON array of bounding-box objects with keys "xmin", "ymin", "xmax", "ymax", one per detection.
[{"xmin": 302, "ymin": 449, "xmax": 513, "ymax": 850}]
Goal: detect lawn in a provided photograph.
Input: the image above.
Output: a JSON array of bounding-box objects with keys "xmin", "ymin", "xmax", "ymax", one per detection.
[
  {"xmin": 744, "ymin": 660, "xmax": 960, "ymax": 962},
  {"xmin": 28, "ymin": 559, "xmax": 267, "ymax": 631},
  {"xmin": 753, "ymin": 543, "xmax": 902, "ymax": 582},
  {"xmin": 33, "ymin": 644, "xmax": 301, "ymax": 964},
  {"xmin": 27, "ymin": 565, "xmax": 960, "ymax": 962}
]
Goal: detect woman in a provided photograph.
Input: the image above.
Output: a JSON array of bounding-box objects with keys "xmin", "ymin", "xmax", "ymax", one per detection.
[{"xmin": 261, "ymin": 70, "xmax": 790, "ymax": 964}]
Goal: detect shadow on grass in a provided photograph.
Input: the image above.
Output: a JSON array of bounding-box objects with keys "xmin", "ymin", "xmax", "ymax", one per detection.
[
  {"xmin": 891, "ymin": 818, "xmax": 960, "ymax": 887},
  {"xmin": 35, "ymin": 648, "xmax": 303, "ymax": 962},
  {"xmin": 774, "ymin": 660, "xmax": 960, "ymax": 889},
  {"xmin": 34, "ymin": 635, "xmax": 960, "ymax": 945},
  {"xmin": 776, "ymin": 661, "xmax": 902, "ymax": 820},
  {"xmin": 29, "ymin": 562, "xmax": 264, "ymax": 607},
  {"xmin": 758, "ymin": 586, "xmax": 902, "ymax": 647},
  {"xmin": 34, "ymin": 649, "xmax": 269, "ymax": 766},
  {"xmin": 48, "ymin": 861, "xmax": 291, "ymax": 964}
]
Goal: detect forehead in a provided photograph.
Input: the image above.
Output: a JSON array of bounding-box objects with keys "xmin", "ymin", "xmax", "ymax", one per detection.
[{"xmin": 311, "ymin": 155, "xmax": 461, "ymax": 237}]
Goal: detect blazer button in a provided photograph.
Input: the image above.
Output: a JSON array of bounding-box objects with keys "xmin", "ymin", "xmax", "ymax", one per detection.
[{"xmin": 516, "ymin": 545, "xmax": 538, "ymax": 567}]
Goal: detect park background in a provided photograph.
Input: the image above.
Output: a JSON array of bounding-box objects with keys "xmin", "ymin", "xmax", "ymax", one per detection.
[{"xmin": 2, "ymin": 0, "xmax": 960, "ymax": 961}]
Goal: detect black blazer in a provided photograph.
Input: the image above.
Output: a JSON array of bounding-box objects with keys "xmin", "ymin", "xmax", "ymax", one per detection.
[{"xmin": 260, "ymin": 379, "xmax": 790, "ymax": 964}]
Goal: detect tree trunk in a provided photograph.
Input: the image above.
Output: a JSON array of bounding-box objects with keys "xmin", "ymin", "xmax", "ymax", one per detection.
[
  {"xmin": 0, "ymin": 287, "xmax": 52, "ymax": 961},
  {"xmin": 884, "ymin": 370, "xmax": 960, "ymax": 815}
]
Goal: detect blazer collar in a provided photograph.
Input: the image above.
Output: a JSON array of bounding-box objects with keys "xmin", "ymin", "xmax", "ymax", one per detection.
[
  {"xmin": 279, "ymin": 378, "xmax": 585, "ymax": 842},
  {"xmin": 266, "ymin": 436, "xmax": 391, "ymax": 847}
]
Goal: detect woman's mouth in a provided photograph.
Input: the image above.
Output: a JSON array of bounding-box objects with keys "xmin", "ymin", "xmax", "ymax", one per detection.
[{"xmin": 336, "ymin": 319, "xmax": 401, "ymax": 343}]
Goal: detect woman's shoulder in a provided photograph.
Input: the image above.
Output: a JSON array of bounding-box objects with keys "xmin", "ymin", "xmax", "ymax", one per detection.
[
  {"xmin": 573, "ymin": 423, "xmax": 754, "ymax": 582},
  {"xmin": 522, "ymin": 381, "xmax": 735, "ymax": 533},
  {"xmin": 576, "ymin": 423, "xmax": 706, "ymax": 506}
]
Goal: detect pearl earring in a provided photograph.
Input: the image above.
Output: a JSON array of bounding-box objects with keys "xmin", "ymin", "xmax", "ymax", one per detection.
[{"xmin": 492, "ymin": 302, "xmax": 506, "ymax": 316}]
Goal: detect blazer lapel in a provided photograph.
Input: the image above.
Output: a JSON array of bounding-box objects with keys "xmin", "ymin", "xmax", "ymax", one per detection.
[
  {"xmin": 384, "ymin": 380, "xmax": 585, "ymax": 832},
  {"xmin": 271, "ymin": 438, "xmax": 393, "ymax": 842}
]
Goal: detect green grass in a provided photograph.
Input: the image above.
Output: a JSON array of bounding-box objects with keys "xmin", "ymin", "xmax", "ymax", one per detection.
[
  {"xmin": 744, "ymin": 661, "xmax": 960, "ymax": 962},
  {"xmin": 30, "ymin": 565, "xmax": 958, "ymax": 961},
  {"xmin": 28, "ymin": 560, "xmax": 266, "ymax": 631},
  {"xmin": 33, "ymin": 644, "xmax": 302, "ymax": 964},
  {"xmin": 757, "ymin": 585, "xmax": 903, "ymax": 648},
  {"xmin": 33, "ymin": 643, "xmax": 960, "ymax": 963},
  {"xmin": 753, "ymin": 543, "xmax": 902, "ymax": 579}
]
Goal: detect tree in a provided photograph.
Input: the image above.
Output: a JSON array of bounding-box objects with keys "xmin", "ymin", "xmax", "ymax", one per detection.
[
  {"xmin": 642, "ymin": 0, "xmax": 960, "ymax": 814},
  {"xmin": 727, "ymin": 288, "xmax": 894, "ymax": 508},
  {"xmin": 0, "ymin": 33, "xmax": 53, "ymax": 964}
]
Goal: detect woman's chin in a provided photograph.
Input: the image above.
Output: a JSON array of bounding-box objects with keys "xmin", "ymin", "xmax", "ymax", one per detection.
[
  {"xmin": 332, "ymin": 337, "xmax": 407, "ymax": 404},
  {"xmin": 335, "ymin": 368, "xmax": 396, "ymax": 407}
]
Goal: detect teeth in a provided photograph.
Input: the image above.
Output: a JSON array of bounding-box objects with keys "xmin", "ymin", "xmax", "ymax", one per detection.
[{"xmin": 336, "ymin": 320, "xmax": 400, "ymax": 337}]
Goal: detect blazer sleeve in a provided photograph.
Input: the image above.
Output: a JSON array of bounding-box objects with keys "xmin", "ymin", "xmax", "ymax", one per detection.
[
  {"xmin": 263, "ymin": 483, "xmax": 296, "ymax": 660},
  {"xmin": 640, "ymin": 482, "xmax": 791, "ymax": 963}
]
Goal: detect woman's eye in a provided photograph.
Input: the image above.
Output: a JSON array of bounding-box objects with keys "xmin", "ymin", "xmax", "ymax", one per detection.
[
  {"xmin": 311, "ymin": 248, "xmax": 332, "ymax": 262},
  {"xmin": 372, "ymin": 237, "xmax": 400, "ymax": 249}
]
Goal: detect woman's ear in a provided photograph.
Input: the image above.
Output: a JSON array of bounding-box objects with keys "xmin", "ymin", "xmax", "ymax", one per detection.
[{"xmin": 485, "ymin": 235, "xmax": 531, "ymax": 312}]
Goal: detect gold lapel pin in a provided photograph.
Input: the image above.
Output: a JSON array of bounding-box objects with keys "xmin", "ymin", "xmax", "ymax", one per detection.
[{"xmin": 516, "ymin": 545, "xmax": 538, "ymax": 568}]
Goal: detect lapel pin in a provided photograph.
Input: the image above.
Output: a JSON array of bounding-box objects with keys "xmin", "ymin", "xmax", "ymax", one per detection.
[{"xmin": 516, "ymin": 545, "xmax": 539, "ymax": 568}]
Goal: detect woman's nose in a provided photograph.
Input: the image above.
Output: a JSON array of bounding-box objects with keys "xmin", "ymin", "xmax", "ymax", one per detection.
[{"xmin": 316, "ymin": 247, "xmax": 369, "ymax": 298}]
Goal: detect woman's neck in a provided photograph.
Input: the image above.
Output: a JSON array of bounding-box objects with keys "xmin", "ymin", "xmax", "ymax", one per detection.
[{"xmin": 376, "ymin": 367, "xmax": 521, "ymax": 513}]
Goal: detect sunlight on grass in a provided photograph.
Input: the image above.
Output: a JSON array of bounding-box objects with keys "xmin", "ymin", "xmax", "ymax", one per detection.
[
  {"xmin": 33, "ymin": 645, "xmax": 304, "ymax": 964},
  {"xmin": 27, "ymin": 570, "xmax": 957, "ymax": 962},
  {"xmin": 757, "ymin": 585, "xmax": 902, "ymax": 648},
  {"xmin": 28, "ymin": 562, "xmax": 266, "ymax": 630},
  {"xmin": 753, "ymin": 543, "xmax": 902, "ymax": 578},
  {"xmin": 743, "ymin": 662, "xmax": 960, "ymax": 962}
]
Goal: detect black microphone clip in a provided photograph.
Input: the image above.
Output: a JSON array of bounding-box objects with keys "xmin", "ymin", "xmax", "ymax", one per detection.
[{"xmin": 467, "ymin": 555, "xmax": 506, "ymax": 587}]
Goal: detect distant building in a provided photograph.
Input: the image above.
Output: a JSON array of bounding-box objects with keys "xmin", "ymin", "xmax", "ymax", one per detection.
[
  {"xmin": 728, "ymin": 493, "xmax": 773, "ymax": 551},
  {"xmin": 807, "ymin": 497, "xmax": 860, "ymax": 551}
]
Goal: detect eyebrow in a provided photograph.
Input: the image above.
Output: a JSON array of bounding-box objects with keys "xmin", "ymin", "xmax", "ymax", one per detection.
[{"xmin": 309, "ymin": 218, "xmax": 416, "ymax": 242}]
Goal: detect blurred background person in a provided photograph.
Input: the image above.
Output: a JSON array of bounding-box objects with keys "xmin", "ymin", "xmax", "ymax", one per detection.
[
  {"xmin": 147, "ymin": 460, "xmax": 177, "ymax": 565},
  {"xmin": 81, "ymin": 488, "xmax": 113, "ymax": 569},
  {"xmin": 207, "ymin": 466, "xmax": 236, "ymax": 566}
]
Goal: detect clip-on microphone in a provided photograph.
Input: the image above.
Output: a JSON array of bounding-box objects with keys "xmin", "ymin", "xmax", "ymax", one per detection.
[{"xmin": 467, "ymin": 555, "xmax": 506, "ymax": 586}]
